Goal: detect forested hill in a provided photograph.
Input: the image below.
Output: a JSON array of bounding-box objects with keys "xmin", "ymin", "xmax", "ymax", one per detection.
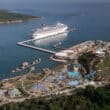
[
  {"xmin": 0, "ymin": 86, "xmax": 110, "ymax": 110},
  {"xmin": 0, "ymin": 10, "xmax": 40, "ymax": 24}
]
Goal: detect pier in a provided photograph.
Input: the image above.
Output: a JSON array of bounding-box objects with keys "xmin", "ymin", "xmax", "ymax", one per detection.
[
  {"xmin": 16, "ymin": 28, "xmax": 75, "ymax": 54},
  {"xmin": 17, "ymin": 39, "xmax": 56, "ymax": 54},
  {"xmin": 12, "ymin": 58, "xmax": 41, "ymax": 73}
]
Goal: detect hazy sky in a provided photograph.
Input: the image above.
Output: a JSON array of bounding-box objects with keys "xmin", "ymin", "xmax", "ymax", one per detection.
[
  {"xmin": 0, "ymin": 0, "xmax": 109, "ymax": 10},
  {"xmin": 0, "ymin": 0, "xmax": 110, "ymax": 3},
  {"xmin": 0, "ymin": 0, "xmax": 109, "ymax": 6}
]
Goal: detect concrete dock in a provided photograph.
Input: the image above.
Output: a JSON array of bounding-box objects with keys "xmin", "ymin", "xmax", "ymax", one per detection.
[
  {"xmin": 16, "ymin": 29, "xmax": 75, "ymax": 54},
  {"xmin": 17, "ymin": 39, "xmax": 56, "ymax": 54}
]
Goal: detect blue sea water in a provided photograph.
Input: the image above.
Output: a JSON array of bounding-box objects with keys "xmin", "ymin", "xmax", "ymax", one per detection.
[{"xmin": 0, "ymin": 1, "xmax": 110, "ymax": 79}]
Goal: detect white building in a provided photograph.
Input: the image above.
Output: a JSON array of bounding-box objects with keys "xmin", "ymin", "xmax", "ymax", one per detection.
[
  {"xmin": 8, "ymin": 88, "xmax": 21, "ymax": 98},
  {"xmin": 0, "ymin": 89, "xmax": 6, "ymax": 99}
]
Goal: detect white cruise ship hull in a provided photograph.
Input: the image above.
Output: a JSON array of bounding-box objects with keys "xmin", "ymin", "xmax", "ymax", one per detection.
[{"xmin": 32, "ymin": 23, "xmax": 68, "ymax": 40}]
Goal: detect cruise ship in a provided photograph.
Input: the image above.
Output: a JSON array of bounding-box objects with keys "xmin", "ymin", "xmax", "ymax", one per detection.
[{"xmin": 32, "ymin": 22, "xmax": 68, "ymax": 39}]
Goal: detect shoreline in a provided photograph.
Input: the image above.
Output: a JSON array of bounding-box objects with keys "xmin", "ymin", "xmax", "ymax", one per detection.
[
  {"xmin": 0, "ymin": 40, "xmax": 110, "ymax": 106},
  {"xmin": 0, "ymin": 9, "xmax": 41, "ymax": 24},
  {"xmin": 1, "ymin": 63, "xmax": 63, "ymax": 82},
  {"xmin": 0, "ymin": 17, "xmax": 41, "ymax": 24}
]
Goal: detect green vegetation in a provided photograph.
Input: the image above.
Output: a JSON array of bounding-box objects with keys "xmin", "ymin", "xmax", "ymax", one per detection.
[
  {"xmin": 97, "ymin": 56, "xmax": 110, "ymax": 69},
  {"xmin": 0, "ymin": 9, "xmax": 40, "ymax": 23},
  {"xmin": 94, "ymin": 56, "xmax": 110, "ymax": 81},
  {"xmin": 78, "ymin": 52, "xmax": 97, "ymax": 73},
  {"xmin": 0, "ymin": 85, "xmax": 110, "ymax": 110}
]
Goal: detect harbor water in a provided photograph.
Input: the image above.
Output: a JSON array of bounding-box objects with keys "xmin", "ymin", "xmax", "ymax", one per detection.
[{"xmin": 0, "ymin": 0, "xmax": 110, "ymax": 79}]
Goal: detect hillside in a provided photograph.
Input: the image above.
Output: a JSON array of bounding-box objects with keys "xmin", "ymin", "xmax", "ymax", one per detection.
[
  {"xmin": 0, "ymin": 86, "xmax": 110, "ymax": 110},
  {"xmin": 0, "ymin": 10, "xmax": 40, "ymax": 24}
]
